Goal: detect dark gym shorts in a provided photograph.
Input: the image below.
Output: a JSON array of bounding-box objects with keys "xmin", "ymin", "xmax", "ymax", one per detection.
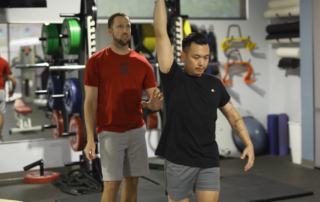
[{"xmin": 165, "ymin": 159, "xmax": 220, "ymax": 201}]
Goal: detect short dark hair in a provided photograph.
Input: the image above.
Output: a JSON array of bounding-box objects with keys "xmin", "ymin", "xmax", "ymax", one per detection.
[
  {"xmin": 108, "ymin": 13, "xmax": 128, "ymax": 28},
  {"xmin": 182, "ymin": 32, "xmax": 208, "ymax": 52}
]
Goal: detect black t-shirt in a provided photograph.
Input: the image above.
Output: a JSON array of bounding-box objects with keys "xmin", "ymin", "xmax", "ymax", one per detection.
[{"xmin": 155, "ymin": 61, "xmax": 230, "ymax": 168}]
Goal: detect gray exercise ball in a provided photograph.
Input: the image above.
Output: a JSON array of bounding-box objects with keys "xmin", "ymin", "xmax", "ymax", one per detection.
[{"xmin": 232, "ymin": 117, "xmax": 268, "ymax": 155}]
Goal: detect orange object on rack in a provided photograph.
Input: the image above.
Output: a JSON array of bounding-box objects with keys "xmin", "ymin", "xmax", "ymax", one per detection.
[
  {"xmin": 222, "ymin": 62, "xmax": 257, "ymax": 85},
  {"xmin": 244, "ymin": 63, "xmax": 257, "ymax": 84}
]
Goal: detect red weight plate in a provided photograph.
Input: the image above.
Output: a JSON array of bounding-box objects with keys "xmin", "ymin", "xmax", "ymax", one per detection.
[
  {"xmin": 51, "ymin": 110, "xmax": 64, "ymax": 138},
  {"xmin": 24, "ymin": 171, "xmax": 60, "ymax": 184},
  {"xmin": 68, "ymin": 116, "xmax": 85, "ymax": 152},
  {"xmin": 147, "ymin": 112, "xmax": 158, "ymax": 130}
]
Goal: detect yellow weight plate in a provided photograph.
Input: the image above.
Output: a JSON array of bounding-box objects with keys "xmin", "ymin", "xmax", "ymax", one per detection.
[
  {"xmin": 142, "ymin": 24, "xmax": 156, "ymax": 53},
  {"xmin": 183, "ymin": 20, "xmax": 192, "ymax": 38}
]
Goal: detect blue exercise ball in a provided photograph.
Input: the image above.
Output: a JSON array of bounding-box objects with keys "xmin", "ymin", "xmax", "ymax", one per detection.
[{"xmin": 232, "ymin": 117, "xmax": 268, "ymax": 155}]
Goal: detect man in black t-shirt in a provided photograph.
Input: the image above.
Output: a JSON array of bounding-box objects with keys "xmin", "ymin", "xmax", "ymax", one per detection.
[{"xmin": 154, "ymin": 1, "xmax": 255, "ymax": 202}]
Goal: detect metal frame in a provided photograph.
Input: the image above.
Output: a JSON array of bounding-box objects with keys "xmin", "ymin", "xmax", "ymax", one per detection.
[{"xmin": 14, "ymin": 62, "xmax": 220, "ymax": 71}]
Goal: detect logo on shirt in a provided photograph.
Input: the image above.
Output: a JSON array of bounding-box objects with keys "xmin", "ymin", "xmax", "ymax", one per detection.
[{"xmin": 120, "ymin": 63, "xmax": 129, "ymax": 74}]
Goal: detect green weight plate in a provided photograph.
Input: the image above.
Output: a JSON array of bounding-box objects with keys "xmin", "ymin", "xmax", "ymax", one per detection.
[
  {"xmin": 72, "ymin": 20, "xmax": 81, "ymax": 54},
  {"xmin": 44, "ymin": 24, "xmax": 59, "ymax": 55},
  {"xmin": 75, "ymin": 21, "xmax": 82, "ymax": 52},
  {"xmin": 61, "ymin": 18, "xmax": 81, "ymax": 55},
  {"xmin": 69, "ymin": 20, "xmax": 78, "ymax": 54},
  {"xmin": 41, "ymin": 24, "xmax": 59, "ymax": 55},
  {"xmin": 70, "ymin": 19, "xmax": 81, "ymax": 54},
  {"xmin": 42, "ymin": 24, "xmax": 52, "ymax": 55},
  {"xmin": 70, "ymin": 20, "xmax": 81, "ymax": 53}
]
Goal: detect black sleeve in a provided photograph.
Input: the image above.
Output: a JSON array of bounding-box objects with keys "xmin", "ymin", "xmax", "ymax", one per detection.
[
  {"xmin": 159, "ymin": 60, "xmax": 180, "ymax": 81},
  {"xmin": 219, "ymin": 80, "xmax": 231, "ymax": 107}
]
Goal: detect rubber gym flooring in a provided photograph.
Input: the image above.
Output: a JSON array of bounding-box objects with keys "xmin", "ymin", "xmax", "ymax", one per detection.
[{"xmin": 0, "ymin": 155, "xmax": 319, "ymax": 202}]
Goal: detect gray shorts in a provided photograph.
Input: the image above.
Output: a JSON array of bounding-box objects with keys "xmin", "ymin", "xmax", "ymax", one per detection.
[
  {"xmin": 165, "ymin": 159, "xmax": 220, "ymax": 201},
  {"xmin": 98, "ymin": 125, "xmax": 149, "ymax": 181},
  {"xmin": 0, "ymin": 90, "xmax": 6, "ymax": 114}
]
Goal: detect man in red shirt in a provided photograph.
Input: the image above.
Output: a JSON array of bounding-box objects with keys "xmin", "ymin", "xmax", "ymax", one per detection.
[
  {"xmin": 0, "ymin": 56, "xmax": 16, "ymax": 142},
  {"xmin": 83, "ymin": 13, "xmax": 163, "ymax": 202}
]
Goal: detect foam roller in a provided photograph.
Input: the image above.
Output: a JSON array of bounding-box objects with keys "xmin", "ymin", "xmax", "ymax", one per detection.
[
  {"xmin": 276, "ymin": 47, "xmax": 300, "ymax": 59},
  {"xmin": 266, "ymin": 22, "xmax": 299, "ymax": 34},
  {"xmin": 278, "ymin": 58, "xmax": 300, "ymax": 69},
  {"xmin": 266, "ymin": 32, "xmax": 299, "ymax": 40}
]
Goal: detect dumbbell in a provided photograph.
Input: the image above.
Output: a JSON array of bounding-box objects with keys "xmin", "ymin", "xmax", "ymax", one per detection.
[{"xmin": 36, "ymin": 77, "xmax": 82, "ymax": 115}]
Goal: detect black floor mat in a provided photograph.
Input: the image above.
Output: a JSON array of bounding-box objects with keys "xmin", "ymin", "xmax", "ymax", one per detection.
[
  {"xmin": 145, "ymin": 170, "xmax": 313, "ymax": 202},
  {"xmin": 55, "ymin": 177, "xmax": 172, "ymax": 202},
  {"xmin": 219, "ymin": 174, "xmax": 313, "ymax": 201},
  {"xmin": 55, "ymin": 172, "xmax": 313, "ymax": 202}
]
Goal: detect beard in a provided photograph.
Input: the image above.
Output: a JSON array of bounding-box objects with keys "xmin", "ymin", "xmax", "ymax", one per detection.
[{"xmin": 113, "ymin": 33, "xmax": 130, "ymax": 46}]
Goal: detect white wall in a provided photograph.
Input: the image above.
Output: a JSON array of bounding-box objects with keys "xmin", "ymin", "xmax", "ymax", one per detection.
[
  {"xmin": 0, "ymin": 0, "xmax": 81, "ymax": 23},
  {"xmin": 96, "ymin": 23, "xmax": 111, "ymax": 52},
  {"xmin": 0, "ymin": 138, "xmax": 81, "ymax": 174}
]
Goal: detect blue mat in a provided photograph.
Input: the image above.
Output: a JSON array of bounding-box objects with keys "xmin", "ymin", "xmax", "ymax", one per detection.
[
  {"xmin": 278, "ymin": 114, "xmax": 289, "ymax": 156},
  {"xmin": 267, "ymin": 114, "xmax": 279, "ymax": 155}
]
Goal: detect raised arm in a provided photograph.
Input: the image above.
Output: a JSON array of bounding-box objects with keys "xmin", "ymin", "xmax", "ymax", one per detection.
[{"xmin": 154, "ymin": 0, "xmax": 174, "ymax": 73}]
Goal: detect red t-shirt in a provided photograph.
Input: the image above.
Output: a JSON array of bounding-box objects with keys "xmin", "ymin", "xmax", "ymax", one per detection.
[
  {"xmin": 84, "ymin": 47, "xmax": 158, "ymax": 134},
  {"xmin": 0, "ymin": 57, "xmax": 11, "ymax": 90}
]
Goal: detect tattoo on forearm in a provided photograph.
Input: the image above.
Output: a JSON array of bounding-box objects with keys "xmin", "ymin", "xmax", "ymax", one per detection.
[
  {"xmin": 233, "ymin": 118, "xmax": 244, "ymax": 135},
  {"xmin": 227, "ymin": 107, "xmax": 234, "ymax": 114}
]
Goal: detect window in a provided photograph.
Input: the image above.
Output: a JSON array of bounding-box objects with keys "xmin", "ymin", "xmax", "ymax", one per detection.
[
  {"xmin": 0, "ymin": 24, "xmax": 8, "ymax": 61},
  {"xmin": 181, "ymin": 0, "xmax": 246, "ymax": 19},
  {"xmin": 97, "ymin": 0, "xmax": 246, "ymax": 19}
]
